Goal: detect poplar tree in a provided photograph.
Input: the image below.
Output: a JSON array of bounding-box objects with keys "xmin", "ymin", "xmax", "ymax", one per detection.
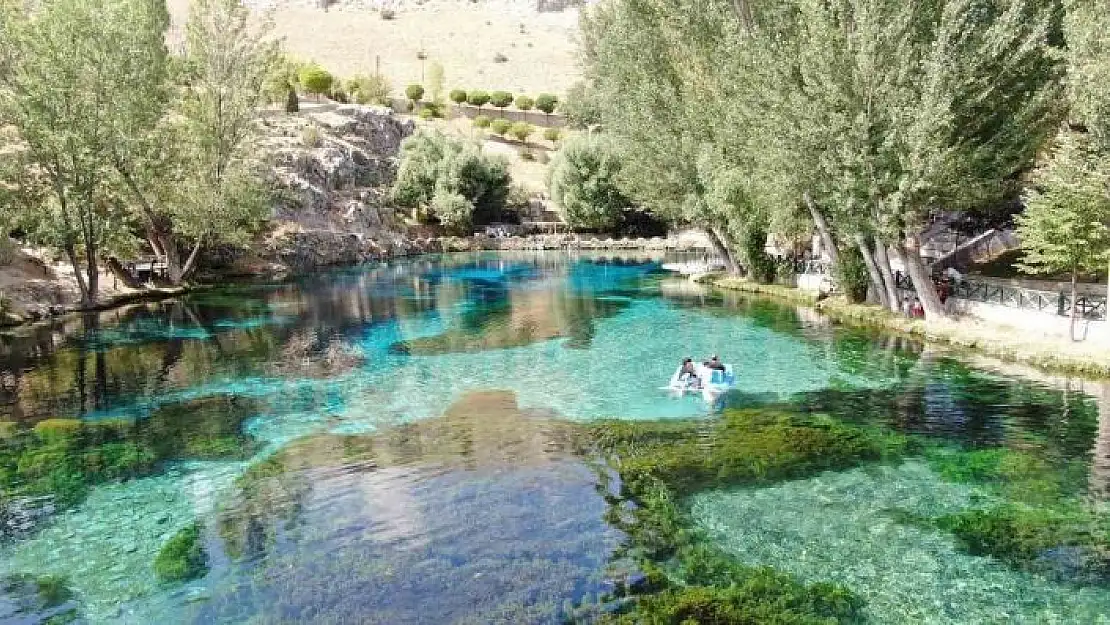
[{"xmin": 1016, "ymin": 132, "xmax": 1110, "ymax": 338}]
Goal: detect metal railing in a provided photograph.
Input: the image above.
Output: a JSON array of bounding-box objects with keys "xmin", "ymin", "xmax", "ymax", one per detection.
[{"xmin": 892, "ymin": 272, "xmax": 1108, "ymax": 321}]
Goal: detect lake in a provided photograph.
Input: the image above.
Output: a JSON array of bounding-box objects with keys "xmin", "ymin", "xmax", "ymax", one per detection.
[{"xmin": 2, "ymin": 252, "xmax": 1108, "ymax": 624}]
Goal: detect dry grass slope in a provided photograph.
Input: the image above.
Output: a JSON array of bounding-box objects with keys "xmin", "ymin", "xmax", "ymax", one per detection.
[{"xmin": 167, "ymin": 0, "xmax": 582, "ymax": 96}]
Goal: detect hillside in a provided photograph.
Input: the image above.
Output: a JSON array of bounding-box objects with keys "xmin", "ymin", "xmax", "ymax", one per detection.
[{"xmin": 167, "ymin": 0, "xmax": 583, "ymax": 96}]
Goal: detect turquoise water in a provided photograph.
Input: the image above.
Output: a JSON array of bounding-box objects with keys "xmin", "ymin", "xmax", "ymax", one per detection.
[{"xmin": 1, "ymin": 251, "xmax": 1108, "ymax": 623}]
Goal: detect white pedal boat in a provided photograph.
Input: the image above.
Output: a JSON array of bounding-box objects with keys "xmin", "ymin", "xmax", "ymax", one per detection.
[{"xmin": 667, "ymin": 363, "xmax": 736, "ymax": 403}]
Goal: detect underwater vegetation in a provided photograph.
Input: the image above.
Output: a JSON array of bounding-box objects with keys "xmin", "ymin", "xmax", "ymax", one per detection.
[
  {"xmin": 921, "ymin": 445, "xmax": 1110, "ymax": 586},
  {"xmin": 153, "ymin": 521, "xmax": 208, "ymax": 583},
  {"xmin": 589, "ymin": 409, "xmax": 914, "ymax": 502},
  {"xmin": 1, "ymin": 573, "xmax": 80, "ymax": 623},
  {"xmin": 0, "ymin": 396, "xmax": 259, "ymax": 514},
  {"xmin": 582, "ymin": 408, "xmax": 913, "ymax": 623}
]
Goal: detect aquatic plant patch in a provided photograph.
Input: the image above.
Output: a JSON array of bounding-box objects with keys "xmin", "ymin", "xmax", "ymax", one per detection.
[
  {"xmin": 589, "ymin": 409, "xmax": 915, "ymax": 500},
  {"xmin": 581, "ymin": 408, "xmax": 909, "ymax": 623},
  {"xmin": 0, "ymin": 396, "xmax": 259, "ymax": 515},
  {"xmin": 153, "ymin": 521, "xmax": 208, "ymax": 582}
]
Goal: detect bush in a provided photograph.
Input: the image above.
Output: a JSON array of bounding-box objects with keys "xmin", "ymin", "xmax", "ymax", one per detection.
[
  {"xmin": 493, "ymin": 52, "xmax": 509, "ymax": 63},
  {"xmin": 546, "ymin": 134, "xmax": 630, "ymax": 232},
  {"xmin": 330, "ymin": 86, "xmax": 348, "ymax": 103},
  {"xmin": 520, "ymin": 149, "xmax": 535, "ymax": 161},
  {"xmin": 154, "ymin": 521, "xmax": 208, "ymax": 582},
  {"xmin": 835, "ymin": 244, "xmax": 870, "ymax": 303},
  {"xmin": 391, "ymin": 131, "xmax": 511, "ymax": 228},
  {"xmin": 301, "ymin": 124, "xmax": 322, "ymax": 148},
  {"xmin": 509, "ymin": 122, "xmax": 533, "ymax": 143},
  {"xmin": 490, "ymin": 90, "xmax": 513, "ymax": 110},
  {"xmin": 348, "ymin": 73, "xmax": 391, "ymax": 106},
  {"xmin": 515, "ymin": 95, "xmax": 534, "ymax": 111},
  {"xmin": 490, "ymin": 118, "xmax": 511, "ymax": 136},
  {"xmin": 467, "ymin": 90, "xmax": 490, "ymax": 108},
  {"xmin": 380, "ymin": 7, "xmax": 395, "ymax": 19},
  {"xmin": 473, "ymin": 115, "xmax": 492, "ymax": 129},
  {"xmin": 298, "ymin": 64, "xmax": 334, "ymax": 100},
  {"xmin": 284, "ymin": 88, "xmax": 299, "ymax": 113},
  {"xmin": 542, "ymin": 127, "xmax": 561, "ymax": 143},
  {"xmin": 419, "ymin": 107, "xmax": 436, "ymax": 120},
  {"xmin": 405, "ymin": 83, "xmax": 425, "ymax": 103},
  {"xmin": 450, "ymin": 89, "xmax": 468, "ymax": 105},
  {"xmin": 535, "ymin": 93, "xmax": 558, "ymax": 115},
  {"xmin": 431, "ymin": 188, "xmax": 474, "ymax": 234}
]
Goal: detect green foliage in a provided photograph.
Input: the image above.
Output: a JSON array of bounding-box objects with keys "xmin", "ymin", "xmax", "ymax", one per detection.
[
  {"xmin": 547, "ymin": 135, "xmax": 630, "ymax": 232},
  {"xmin": 534, "ymin": 93, "xmax": 558, "ymax": 115},
  {"xmin": 450, "ymin": 89, "xmax": 468, "ymax": 105},
  {"xmin": 1017, "ymin": 131, "xmax": 1110, "ymax": 281},
  {"xmin": 490, "ymin": 90, "xmax": 513, "ymax": 109},
  {"xmin": 298, "ymin": 64, "xmax": 334, "ymax": 99},
  {"xmin": 0, "ymin": 0, "xmax": 168, "ymax": 303},
  {"xmin": 431, "ymin": 188, "xmax": 474, "ymax": 234},
  {"xmin": 835, "ymin": 245, "xmax": 870, "ymax": 303},
  {"xmin": 508, "ymin": 121, "xmax": 533, "ymax": 143},
  {"xmin": 154, "ymin": 521, "xmax": 208, "ymax": 582},
  {"xmin": 514, "ymin": 95, "xmax": 534, "ymax": 111},
  {"xmin": 467, "ymin": 90, "xmax": 490, "ymax": 108},
  {"xmin": 391, "ymin": 131, "xmax": 511, "ymax": 228},
  {"xmin": 490, "ymin": 118, "xmax": 511, "ymax": 136},
  {"xmin": 473, "ymin": 115, "xmax": 492, "ymax": 129},
  {"xmin": 561, "ymin": 81, "xmax": 602, "ymax": 129},
  {"xmin": 405, "ymin": 83, "xmax": 425, "ymax": 103},
  {"xmin": 419, "ymin": 107, "xmax": 436, "ymax": 121},
  {"xmin": 348, "ymin": 73, "xmax": 392, "ymax": 106},
  {"xmin": 542, "ymin": 127, "xmax": 561, "ymax": 143}
]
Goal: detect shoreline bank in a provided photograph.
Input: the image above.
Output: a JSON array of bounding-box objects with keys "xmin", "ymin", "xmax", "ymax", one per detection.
[
  {"xmin": 1, "ymin": 235, "xmax": 706, "ymax": 331},
  {"xmin": 705, "ymin": 275, "xmax": 1110, "ymax": 379}
]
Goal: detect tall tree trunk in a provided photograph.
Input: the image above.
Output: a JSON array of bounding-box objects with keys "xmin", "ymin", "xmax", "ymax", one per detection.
[
  {"xmin": 179, "ymin": 234, "xmax": 206, "ymax": 283},
  {"xmin": 894, "ymin": 235, "xmax": 945, "ymax": 319},
  {"xmin": 84, "ymin": 240, "xmax": 99, "ymax": 305},
  {"xmin": 803, "ymin": 191, "xmax": 840, "ymax": 269},
  {"xmin": 64, "ymin": 242, "xmax": 92, "ymax": 305},
  {"xmin": 854, "ymin": 234, "xmax": 890, "ymax": 309},
  {"xmin": 162, "ymin": 234, "xmax": 185, "ymax": 285},
  {"xmin": 873, "ymin": 242, "xmax": 901, "ymax": 312},
  {"xmin": 1105, "ymin": 257, "xmax": 1109, "ymax": 323},
  {"xmin": 704, "ymin": 226, "xmax": 740, "ymax": 275},
  {"xmin": 1070, "ymin": 269, "xmax": 1079, "ymax": 342}
]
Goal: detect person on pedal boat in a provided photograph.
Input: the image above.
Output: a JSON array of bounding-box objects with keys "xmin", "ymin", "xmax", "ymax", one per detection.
[
  {"xmin": 703, "ymin": 355, "xmax": 726, "ymax": 371},
  {"xmin": 678, "ymin": 358, "xmax": 700, "ymax": 388}
]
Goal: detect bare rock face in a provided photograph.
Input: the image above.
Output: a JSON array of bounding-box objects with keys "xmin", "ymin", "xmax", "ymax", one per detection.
[{"xmin": 264, "ymin": 105, "xmax": 414, "ymax": 229}]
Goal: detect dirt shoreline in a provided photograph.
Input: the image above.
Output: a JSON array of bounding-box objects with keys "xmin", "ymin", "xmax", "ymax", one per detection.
[{"xmin": 706, "ymin": 274, "xmax": 1110, "ymax": 379}]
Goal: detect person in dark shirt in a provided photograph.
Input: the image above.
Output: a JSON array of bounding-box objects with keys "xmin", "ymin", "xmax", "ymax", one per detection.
[{"xmin": 704, "ymin": 355, "xmax": 726, "ymax": 371}]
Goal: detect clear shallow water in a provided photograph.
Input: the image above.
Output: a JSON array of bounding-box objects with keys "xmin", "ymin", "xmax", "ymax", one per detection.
[{"xmin": 1, "ymin": 251, "xmax": 1108, "ymax": 624}]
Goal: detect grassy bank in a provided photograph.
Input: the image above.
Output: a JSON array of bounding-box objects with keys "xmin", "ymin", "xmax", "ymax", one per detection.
[{"xmin": 707, "ymin": 275, "xmax": 1110, "ymax": 378}]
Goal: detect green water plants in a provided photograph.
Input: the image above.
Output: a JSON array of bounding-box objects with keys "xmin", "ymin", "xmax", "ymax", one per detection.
[
  {"xmin": 154, "ymin": 521, "xmax": 209, "ymax": 582},
  {"xmin": 590, "ymin": 409, "xmax": 913, "ymax": 499}
]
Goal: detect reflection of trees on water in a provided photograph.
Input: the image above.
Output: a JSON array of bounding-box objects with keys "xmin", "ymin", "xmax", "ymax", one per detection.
[{"xmin": 216, "ymin": 391, "xmax": 579, "ymax": 564}]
